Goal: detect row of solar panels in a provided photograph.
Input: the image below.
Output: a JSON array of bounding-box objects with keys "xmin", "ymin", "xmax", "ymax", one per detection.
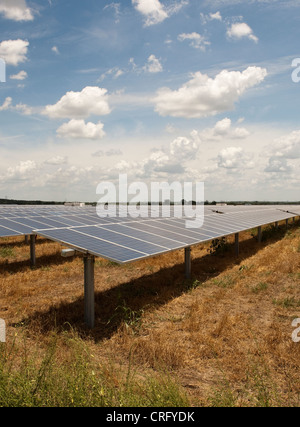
[
  {"xmin": 0, "ymin": 204, "xmax": 299, "ymax": 264},
  {"xmin": 0, "ymin": 204, "xmax": 296, "ymax": 236}
]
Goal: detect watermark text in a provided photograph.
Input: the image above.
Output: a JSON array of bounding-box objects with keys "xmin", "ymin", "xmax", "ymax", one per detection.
[
  {"xmin": 0, "ymin": 59, "xmax": 6, "ymax": 83},
  {"xmin": 0, "ymin": 319, "xmax": 5, "ymax": 343},
  {"xmin": 96, "ymin": 174, "xmax": 204, "ymax": 229},
  {"xmin": 292, "ymin": 318, "xmax": 300, "ymax": 343},
  {"xmin": 291, "ymin": 58, "xmax": 300, "ymax": 83}
]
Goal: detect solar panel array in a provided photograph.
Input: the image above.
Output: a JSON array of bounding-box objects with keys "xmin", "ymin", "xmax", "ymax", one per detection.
[
  {"xmin": 35, "ymin": 206, "xmax": 297, "ymax": 263},
  {"xmin": 0, "ymin": 204, "xmax": 299, "ymax": 264}
]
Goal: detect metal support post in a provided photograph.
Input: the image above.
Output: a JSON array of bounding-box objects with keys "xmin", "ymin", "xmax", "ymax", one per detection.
[
  {"xmin": 235, "ymin": 233, "xmax": 240, "ymax": 257},
  {"xmin": 258, "ymin": 226, "xmax": 262, "ymax": 243},
  {"xmin": 185, "ymin": 247, "xmax": 192, "ymax": 280},
  {"xmin": 286, "ymin": 218, "xmax": 289, "ymax": 229},
  {"xmin": 30, "ymin": 235, "xmax": 36, "ymax": 267},
  {"xmin": 84, "ymin": 254, "xmax": 95, "ymax": 329}
]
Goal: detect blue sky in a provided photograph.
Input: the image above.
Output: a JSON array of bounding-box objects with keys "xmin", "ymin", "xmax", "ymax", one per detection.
[{"xmin": 0, "ymin": 0, "xmax": 300, "ymax": 202}]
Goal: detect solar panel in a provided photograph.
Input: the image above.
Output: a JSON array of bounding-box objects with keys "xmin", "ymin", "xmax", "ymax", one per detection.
[
  {"xmin": 34, "ymin": 206, "xmax": 299, "ymax": 264},
  {"xmin": 0, "ymin": 204, "xmax": 299, "ymax": 253}
]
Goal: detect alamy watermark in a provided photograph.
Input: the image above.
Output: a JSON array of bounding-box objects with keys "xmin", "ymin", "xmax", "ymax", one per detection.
[
  {"xmin": 292, "ymin": 318, "xmax": 300, "ymax": 343},
  {"xmin": 291, "ymin": 58, "xmax": 300, "ymax": 83},
  {"xmin": 96, "ymin": 174, "xmax": 204, "ymax": 229},
  {"xmin": 0, "ymin": 58, "xmax": 6, "ymax": 83},
  {"xmin": 0, "ymin": 319, "xmax": 5, "ymax": 343}
]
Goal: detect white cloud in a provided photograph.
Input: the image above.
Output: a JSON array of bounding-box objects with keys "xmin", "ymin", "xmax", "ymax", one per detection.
[
  {"xmin": 43, "ymin": 86, "xmax": 111, "ymax": 119},
  {"xmin": 227, "ymin": 22, "xmax": 259, "ymax": 43},
  {"xmin": 170, "ymin": 135, "xmax": 199, "ymax": 161},
  {"xmin": 132, "ymin": 0, "xmax": 188, "ymax": 26},
  {"xmin": 210, "ymin": 11, "xmax": 222, "ymax": 21},
  {"xmin": 214, "ymin": 118, "xmax": 232, "ymax": 135},
  {"xmin": 10, "ymin": 70, "xmax": 28, "ymax": 80},
  {"xmin": 52, "ymin": 46, "xmax": 59, "ymax": 55},
  {"xmin": 201, "ymin": 118, "xmax": 250, "ymax": 141},
  {"xmin": 0, "ymin": 97, "xmax": 12, "ymax": 111},
  {"xmin": 132, "ymin": 0, "xmax": 168, "ymax": 26},
  {"xmin": 265, "ymin": 157, "xmax": 292, "ymax": 173},
  {"xmin": 263, "ymin": 130, "xmax": 300, "ymax": 175},
  {"xmin": 154, "ymin": 66, "xmax": 267, "ymax": 118},
  {"xmin": 0, "ymin": 39, "xmax": 29, "ymax": 66},
  {"xmin": 0, "ymin": 97, "xmax": 33, "ymax": 115},
  {"xmin": 2, "ymin": 160, "xmax": 39, "ymax": 184},
  {"xmin": 217, "ymin": 146, "xmax": 254, "ymax": 169},
  {"xmin": 178, "ymin": 32, "xmax": 210, "ymax": 51},
  {"xmin": 44, "ymin": 156, "xmax": 68, "ymax": 166},
  {"xmin": 0, "ymin": 0, "xmax": 34, "ymax": 21},
  {"xmin": 143, "ymin": 55, "xmax": 163, "ymax": 73},
  {"xmin": 200, "ymin": 11, "xmax": 222, "ymax": 24},
  {"xmin": 56, "ymin": 119, "xmax": 106, "ymax": 140},
  {"xmin": 98, "ymin": 67, "xmax": 124, "ymax": 82},
  {"xmin": 271, "ymin": 130, "xmax": 300, "ymax": 159},
  {"xmin": 14, "ymin": 103, "xmax": 33, "ymax": 115},
  {"xmin": 111, "ymin": 131, "xmax": 200, "ymax": 179}
]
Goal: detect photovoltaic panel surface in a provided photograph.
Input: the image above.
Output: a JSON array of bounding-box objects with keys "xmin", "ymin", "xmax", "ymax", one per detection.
[
  {"xmin": 34, "ymin": 205, "xmax": 300, "ymax": 264},
  {"xmin": 0, "ymin": 204, "xmax": 299, "ymax": 264}
]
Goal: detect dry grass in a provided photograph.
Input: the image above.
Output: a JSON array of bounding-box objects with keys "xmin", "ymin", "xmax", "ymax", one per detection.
[{"xmin": 1, "ymin": 221, "xmax": 300, "ymax": 406}]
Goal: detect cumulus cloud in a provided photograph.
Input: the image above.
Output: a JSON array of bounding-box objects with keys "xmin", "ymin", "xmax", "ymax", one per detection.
[
  {"xmin": 0, "ymin": 97, "xmax": 12, "ymax": 111},
  {"xmin": 132, "ymin": 0, "xmax": 168, "ymax": 25},
  {"xmin": 263, "ymin": 130, "xmax": 300, "ymax": 174},
  {"xmin": 210, "ymin": 11, "xmax": 222, "ymax": 21},
  {"xmin": 201, "ymin": 118, "xmax": 250, "ymax": 141},
  {"xmin": 227, "ymin": 22, "xmax": 259, "ymax": 43},
  {"xmin": 178, "ymin": 32, "xmax": 210, "ymax": 51},
  {"xmin": 43, "ymin": 86, "xmax": 111, "ymax": 119},
  {"xmin": 0, "ymin": 96, "xmax": 33, "ymax": 115},
  {"xmin": 143, "ymin": 55, "xmax": 163, "ymax": 73},
  {"xmin": 153, "ymin": 66, "xmax": 267, "ymax": 118},
  {"xmin": 271, "ymin": 130, "xmax": 300, "ymax": 159},
  {"xmin": 14, "ymin": 102, "xmax": 33, "ymax": 115},
  {"xmin": 0, "ymin": 0, "xmax": 34, "ymax": 21},
  {"xmin": 132, "ymin": 0, "xmax": 188, "ymax": 26},
  {"xmin": 44, "ymin": 156, "xmax": 68, "ymax": 166},
  {"xmin": 10, "ymin": 70, "xmax": 28, "ymax": 80},
  {"xmin": 112, "ymin": 131, "xmax": 200, "ymax": 180},
  {"xmin": 200, "ymin": 11, "xmax": 222, "ymax": 24},
  {"xmin": 1, "ymin": 160, "xmax": 39, "ymax": 184},
  {"xmin": 0, "ymin": 39, "xmax": 29, "ymax": 66},
  {"xmin": 170, "ymin": 136, "xmax": 199, "ymax": 161},
  {"xmin": 217, "ymin": 146, "xmax": 254, "ymax": 169},
  {"xmin": 56, "ymin": 119, "xmax": 106, "ymax": 140},
  {"xmin": 265, "ymin": 157, "xmax": 292, "ymax": 173}
]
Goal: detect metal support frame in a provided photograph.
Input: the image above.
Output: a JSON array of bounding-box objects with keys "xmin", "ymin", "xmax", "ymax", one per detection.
[
  {"xmin": 185, "ymin": 247, "xmax": 192, "ymax": 280},
  {"xmin": 84, "ymin": 254, "xmax": 95, "ymax": 329},
  {"xmin": 30, "ymin": 234, "xmax": 36, "ymax": 267},
  {"xmin": 235, "ymin": 233, "xmax": 240, "ymax": 257},
  {"xmin": 258, "ymin": 226, "xmax": 262, "ymax": 243},
  {"xmin": 286, "ymin": 218, "xmax": 289, "ymax": 229}
]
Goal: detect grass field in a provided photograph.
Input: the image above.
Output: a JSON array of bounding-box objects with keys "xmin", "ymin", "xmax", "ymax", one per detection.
[{"xmin": 0, "ymin": 221, "xmax": 300, "ymax": 407}]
